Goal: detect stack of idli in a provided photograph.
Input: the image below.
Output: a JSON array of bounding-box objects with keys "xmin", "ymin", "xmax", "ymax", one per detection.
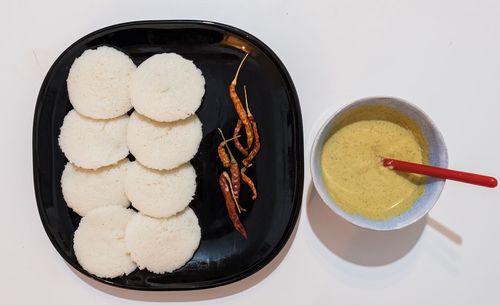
[
  {"xmin": 59, "ymin": 47, "xmax": 204, "ymax": 278},
  {"xmin": 127, "ymin": 53, "xmax": 204, "ymax": 170},
  {"xmin": 60, "ymin": 46, "xmax": 135, "ymax": 215},
  {"xmin": 124, "ymin": 53, "xmax": 204, "ymax": 274}
]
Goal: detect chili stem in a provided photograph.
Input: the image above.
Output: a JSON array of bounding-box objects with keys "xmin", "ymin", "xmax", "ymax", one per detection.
[
  {"xmin": 231, "ymin": 53, "xmax": 249, "ymax": 86},
  {"xmin": 243, "ymin": 85, "xmax": 253, "ymax": 117}
]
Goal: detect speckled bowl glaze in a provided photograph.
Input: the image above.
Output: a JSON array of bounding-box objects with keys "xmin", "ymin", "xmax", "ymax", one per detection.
[{"xmin": 310, "ymin": 97, "xmax": 448, "ymax": 231}]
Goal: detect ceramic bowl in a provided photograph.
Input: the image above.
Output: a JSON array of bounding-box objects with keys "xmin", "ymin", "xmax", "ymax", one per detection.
[{"xmin": 310, "ymin": 96, "xmax": 448, "ymax": 230}]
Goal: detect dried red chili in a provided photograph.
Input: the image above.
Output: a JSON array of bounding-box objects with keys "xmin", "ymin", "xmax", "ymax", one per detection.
[
  {"xmin": 218, "ymin": 129, "xmax": 241, "ymax": 206},
  {"xmin": 217, "ymin": 133, "xmax": 240, "ymax": 168},
  {"xmin": 241, "ymin": 166, "xmax": 257, "ymax": 200},
  {"xmin": 219, "ymin": 172, "xmax": 248, "ymax": 239},
  {"xmin": 229, "ymin": 53, "xmax": 253, "ymax": 149},
  {"xmin": 242, "ymin": 87, "xmax": 261, "ymax": 167},
  {"xmin": 218, "ymin": 139, "xmax": 231, "ymax": 168},
  {"xmin": 233, "ymin": 119, "xmax": 248, "ymax": 156}
]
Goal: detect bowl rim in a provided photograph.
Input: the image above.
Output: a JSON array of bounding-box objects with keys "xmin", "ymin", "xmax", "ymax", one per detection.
[{"xmin": 310, "ymin": 96, "xmax": 448, "ymax": 231}]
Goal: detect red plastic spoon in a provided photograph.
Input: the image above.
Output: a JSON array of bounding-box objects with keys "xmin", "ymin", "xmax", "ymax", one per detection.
[{"xmin": 383, "ymin": 158, "xmax": 498, "ymax": 188}]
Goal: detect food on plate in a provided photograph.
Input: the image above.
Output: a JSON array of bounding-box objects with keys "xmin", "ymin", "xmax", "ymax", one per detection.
[
  {"xmin": 58, "ymin": 110, "xmax": 129, "ymax": 169},
  {"xmin": 233, "ymin": 119, "xmax": 247, "ymax": 156},
  {"xmin": 241, "ymin": 86, "xmax": 260, "ymax": 167},
  {"xmin": 127, "ymin": 111, "xmax": 202, "ymax": 170},
  {"xmin": 61, "ymin": 159, "xmax": 130, "ymax": 216},
  {"xmin": 219, "ymin": 171, "xmax": 247, "ymax": 239},
  {"xmin": 320, "ymin": 105, "xmax": 428, "ymax": 221},
  {"xmin": 125, "ymin": 208, "xmax": 201, "ymax": 274},
  {"xmin": 218, "ymin": 129, "xmax": 242, "ymax": 206},
  {"xmin": 125, "ymin": 161, "xmax": 196, "ymax": 218},
  {"xmin": 229, "ymin": 53, "xmax": 252, "ymax": 150},
  {"xmin": 61, "ymin": 46, "xmax": 206, "ymax": 279},
  {"xmin": 67, "ymin": 46, "xmax": 136, "ymax": 119},
  {"xmin": 217, "ymin": 133, "xmax": 240, "ymax": 168},
  {"xmin": 216, "ymin": 55, "xmax": 262, "ymax": 239},
  {"xmin": 241, "ymin": 166, "xmax": 257, "ymax": 200},
  {"xmin": 130, "ymin": 53, "xmax": 205, "ymax": 122},
  {"xmin": 73, "ymin": 206, "xmax": 136, "ymax": 278}
]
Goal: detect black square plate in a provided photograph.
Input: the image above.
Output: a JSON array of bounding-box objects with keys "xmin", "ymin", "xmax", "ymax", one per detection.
[{"xmin": 33, "ymin": 20, "xmax": 303, "ymax": 290}]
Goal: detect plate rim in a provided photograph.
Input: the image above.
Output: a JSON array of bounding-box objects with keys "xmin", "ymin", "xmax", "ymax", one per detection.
[{"xmin": 32, "ymin": 19, "xmax": 304, "ymax": 291}]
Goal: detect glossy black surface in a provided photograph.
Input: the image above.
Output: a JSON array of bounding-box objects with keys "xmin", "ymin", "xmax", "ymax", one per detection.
[{"xmin": 33, "ymin": 21, "xmax": 303, "ymax": 291}]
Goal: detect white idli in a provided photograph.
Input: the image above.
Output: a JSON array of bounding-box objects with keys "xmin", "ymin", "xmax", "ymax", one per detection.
[
  {"xmin": 130, "ymin": 53, "xmax": 205, "ymax": 122},
  {"xmin": 59, "ymin": 110, "xmax": 129, "ymax": 169},
  {"xmin": 125, "ymin": 161, "xmax": 196, "ymax": 218},
  {"xmin": 127, "ymin": 111, "xmax": 202, "ymax": 170},
  {"xmin": 61, "ymin": 159, "xmax": 130, "ymax": 216},
  {"xmin": 73, "ymin": 206, "xmax": 136, "ymax": 278},
  {"xmin": 125, "ymin": 208, "xmax": 201, "ymax": 274},
  {"xmin": 67, "ymin": 46, "xmax": 136, "ymax": 119}
]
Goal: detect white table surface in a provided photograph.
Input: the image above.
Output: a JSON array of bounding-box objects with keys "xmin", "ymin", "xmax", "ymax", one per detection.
[{"xmin": 2, "ymin": 0, "xmax": 500, "ymax": 304}]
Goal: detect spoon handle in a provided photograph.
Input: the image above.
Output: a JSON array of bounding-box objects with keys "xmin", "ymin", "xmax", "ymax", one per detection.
[{"xmin": 383, "ymin": 158, "xmax": 498, "ymax": 188}]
